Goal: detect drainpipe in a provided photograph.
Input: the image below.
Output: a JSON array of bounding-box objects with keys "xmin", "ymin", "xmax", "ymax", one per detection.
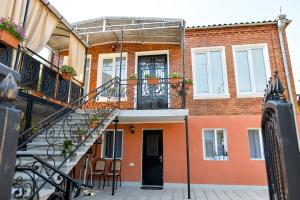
[{"xmin": 277, "ymin": 14, "xmax": 300, "ymax": 148}]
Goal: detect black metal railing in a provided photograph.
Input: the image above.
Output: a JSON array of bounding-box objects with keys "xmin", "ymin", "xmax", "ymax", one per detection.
[
  {"xmin": 15, "ymin": 77, "xmax": 120, "ymax": 199},
  {"xmin": 13, "ymin": 155, "xmax": 83, "ymax": 200},
  {"xmin": 0, "ymin": 43, "xmax": 84, "ymax": 104},
  {"xmin": 262, "ymin": 72, "xmax": 300, "ymax": 200},
  {"xmin": 118, "ymin": 78, "xmax": 186, "ymax": 110}
]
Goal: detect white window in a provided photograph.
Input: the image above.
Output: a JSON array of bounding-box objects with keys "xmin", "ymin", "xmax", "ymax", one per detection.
[
  {"xmin": 203, "ymin": 129, "xmax": 228, "ymax": 160},
  {"xmin": 191, "ymin": 47, "xmax": 229, "ymax": 99},
  {"xmin": 233, "ymin": 44, "xmax": 271, "ymax": 97},
  {"xmin": 248, "ymin": 129, "xmax": 264, "ymax": 160},
  {"xmin": 102, "ymin": 130, "xmax": 123, "ymax": 159}
]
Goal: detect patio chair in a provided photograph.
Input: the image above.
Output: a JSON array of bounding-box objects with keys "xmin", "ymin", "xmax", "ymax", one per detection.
[
  {"xmin": 88, "ymin": 158, "xmax": 106, "ymax": 188},
  {"xmin": 103, "ymin": 160, "xmax": 122, "ymax": 189}
]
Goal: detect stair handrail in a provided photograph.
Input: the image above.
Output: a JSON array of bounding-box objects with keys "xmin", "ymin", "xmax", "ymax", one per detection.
[{"xmin": 18, "ymin": 77, "xmax": 120, "ymax": 150}]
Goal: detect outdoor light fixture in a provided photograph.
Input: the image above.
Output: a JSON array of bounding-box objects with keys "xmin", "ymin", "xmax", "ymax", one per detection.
[{"xmin": 131, "ymin": 126, "xmax": 134, "ymax": 134}]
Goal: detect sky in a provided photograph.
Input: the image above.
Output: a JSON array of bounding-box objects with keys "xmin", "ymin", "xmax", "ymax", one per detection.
[{"xmin": 49, "ymin": 0, "xmax": 300, "ymax": 92}]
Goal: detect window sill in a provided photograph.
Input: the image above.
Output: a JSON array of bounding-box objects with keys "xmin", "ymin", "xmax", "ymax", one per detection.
[
  {"xmin": 193, "ymin": 94, "xmax": 230, "ymax": 100},
  {"xmin": 236, "ymin": 93, "xmax": 264, "ymax": 98},
  {"xmin": 204, "ymin": 157, "xmax": 229, "ymax": 161},
  {"xmin": 250, "ymin": 158, "xmax": 265, "ymax": 161},
  {"xmin": 101, "ymin": 158, "xmax": 123, "ymax": 160}
]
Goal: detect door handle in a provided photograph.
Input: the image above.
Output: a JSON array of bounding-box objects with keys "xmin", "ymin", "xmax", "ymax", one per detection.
[{"xmin": 159, "ymin": 155, "xmax": 163, "ymax": 163}]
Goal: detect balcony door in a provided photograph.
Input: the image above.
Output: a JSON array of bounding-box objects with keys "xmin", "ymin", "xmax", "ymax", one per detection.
[{"xmin": 137, "ymin": 54, "xmax": 168, "ymax": 109}]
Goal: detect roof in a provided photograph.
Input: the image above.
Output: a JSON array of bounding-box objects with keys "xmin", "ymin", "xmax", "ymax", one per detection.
[
  {"xmin": 73, "ymin": 17, "xmax": 184, "ymax": 45},
  {"xmin": 186, "ymin": 19, "xmax": 292, "ymax": 30}
]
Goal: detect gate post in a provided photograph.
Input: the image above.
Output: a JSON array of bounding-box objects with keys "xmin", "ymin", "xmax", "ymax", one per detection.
[
  {"xmin": 0, "ymin": 69, "xmax": 21, "ymax": 200},
  {"xmin": 262, "ymin": 72, "xmax": 300, "ymax": 200}
]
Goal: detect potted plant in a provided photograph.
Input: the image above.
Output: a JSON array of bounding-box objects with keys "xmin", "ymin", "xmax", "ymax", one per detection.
[
  {"xmin": 61, "ymin": 140, "xmax": 74, "ymax": 162},
  {"xmin": 128, "ymin": 73, "xmax": 138, "ymax": 86},
  {"xmin": 60, "ymin": 65, "xmax": 77, "ymax": 80},
  {"xmin": 77, "ymin": 127, "xmax": 87, "ymax": 142},
  {"xmin": 185, "ymin": 79, "xmax": 193, "ymax": 91},
  {"xmin": 0, "ymin": 17, "xmax": 25, "ymax": 48},
  {"xmin": 145, "ymin": 74, "xmax": 160, "ymax": 85},
  {"xmin": 89, "ymin": 114, "xmax": 100, "ymax": 128},
  {"xmin": 224, "ymin": 152, "xmax": 228, "ymax": 160},
  {"xmin": 169, "ymin": 72, "xmax": 182, "ymax": 84}
]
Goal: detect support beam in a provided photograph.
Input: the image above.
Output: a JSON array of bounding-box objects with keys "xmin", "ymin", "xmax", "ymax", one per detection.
[
  {"xmin": 112, "ymin": 117, "xmax": 119, "ymax": 196},
  {"xmin": 181, "ymin": 21, "xmax": 186, "ymax": 109},
  {"xmin": 184, "ymin": 116, "xmax": 191, "ymax": 199}
]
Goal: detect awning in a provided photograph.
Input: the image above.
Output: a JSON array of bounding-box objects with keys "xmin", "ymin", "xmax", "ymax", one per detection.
[{"xmin": 73, "ymin": 17, "xmax": 184, "ymax": 45}]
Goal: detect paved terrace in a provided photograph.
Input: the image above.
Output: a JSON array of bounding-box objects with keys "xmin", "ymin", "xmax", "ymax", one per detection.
[{"xmin": 81, "ymin": 186, "xmax": 269, "ymax": 200}]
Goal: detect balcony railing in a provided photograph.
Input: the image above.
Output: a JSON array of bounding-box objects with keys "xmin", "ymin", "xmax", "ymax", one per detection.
[
  {"xmin": 0, "ymin": 44, "xmax": 83, "ymax": 105},
  {"xmin": 115, "ymin": 78, "xmax": 186, "ymax": 110}
]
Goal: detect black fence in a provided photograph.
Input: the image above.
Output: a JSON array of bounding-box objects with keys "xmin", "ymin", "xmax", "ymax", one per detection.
[{"xmin": 262, "ymin": 72, "xmax": 300, "ymax": 200}]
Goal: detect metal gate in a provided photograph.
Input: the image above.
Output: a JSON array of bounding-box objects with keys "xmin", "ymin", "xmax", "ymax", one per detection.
[{"xmin": 262, "ymin": 72, "xmax": 300, "ymax": 200}]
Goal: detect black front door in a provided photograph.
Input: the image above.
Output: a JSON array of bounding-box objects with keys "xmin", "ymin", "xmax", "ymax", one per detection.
[
  {"xmin": 142, "ymin": 130, "xmax": 163, "ymax": 186},
  {"xmin": 137, "ymin": 55, "xmax": 168, "ymax": 109}
]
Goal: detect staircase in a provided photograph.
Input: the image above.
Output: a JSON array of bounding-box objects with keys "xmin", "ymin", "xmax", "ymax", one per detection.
[{"xmin": 11, "ymin": 78, "xmax": 121, "ymax": 200}]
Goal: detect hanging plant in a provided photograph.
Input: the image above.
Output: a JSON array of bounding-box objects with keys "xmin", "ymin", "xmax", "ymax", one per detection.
[
  {"xmin": 61, "ymin": 65, "xmax": 77, "ymax": 80},
  {"xmin": 145, "ymin": 74, "xmax": 160, "ymax": 85},
  {"xmin": 127, "ymin": 73, "xmax": 137, "ymax": 86},
  {"xmin": 0, "ymin": 17, "xmax": 25, "ymax": 48},
  {"xmin": 169, "ymin": 72, "xmax": 182, "ymax": 84},
  {"xmin": 185, "ymin": 79, "xmax": 193, "ymax": 91}
]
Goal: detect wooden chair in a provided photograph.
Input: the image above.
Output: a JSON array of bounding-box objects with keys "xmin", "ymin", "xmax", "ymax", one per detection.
[
  {"xmin": 103, "ymin": 160, "xmax": 122, "ymax": 189},
  {"xmin": 89, "ymin": 159, "xmax": 106, "ymax": 188}
]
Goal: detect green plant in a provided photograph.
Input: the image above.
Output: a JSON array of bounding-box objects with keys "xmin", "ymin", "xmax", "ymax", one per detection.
[
  {"xmin": 61, "ymin": 140, "xmax": 73, "ymax": 157},
  {"xmin": 144, "ymin": 74, "xmax": 158, "ymax": 79},
  {"xmin": 128, "ymin": 73, "xmax": 137, "ymax": 80},
  {"xmin": 185, "ymin": 79, "xmax": 193, "ymax": 85},
  {"xmin": 61, "ymin": 65, "xmax": 77, "ymax": 76},
  {"xmin": 90, "ymin": 114, "xmax": 100, "ymax": 123},
  {"xmin": 0, "ymin": 17, "xmax": 25, "ymax": 41},
  {"xmin": 77, "ymin": 127, "xmax": 87, "ymax": 136},
  {"xmin": 169, "ymin": 72, "xmax": 182, "ymax": 79}
]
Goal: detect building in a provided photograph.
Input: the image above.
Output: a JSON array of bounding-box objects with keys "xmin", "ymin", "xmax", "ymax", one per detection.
[{"xmin": 59, "ymin": 16, "xmax": 297, "ymax": 188}]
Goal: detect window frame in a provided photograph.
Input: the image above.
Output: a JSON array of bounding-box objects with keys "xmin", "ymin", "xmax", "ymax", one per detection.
[
  {"xmin": 101, "ymin": 129, "xmax": 124, "ymax": 160},
  {"xmin": 202, "ymin": 128, "xmax": 228, "ymax": 161},
  {"xmin": 232, "ymin": 43, "xmax": 271, "ymax": 98},
  {"xmin": 96, "ymin": 53, "xmax": 128, "ymax": 101},
  {"xmin": 191, "ymin": 46, "xmax": 229, "ymax": 99},
  {"xmin": 247, "ymin": 128, "xmax": 265, "ymax": 160}
]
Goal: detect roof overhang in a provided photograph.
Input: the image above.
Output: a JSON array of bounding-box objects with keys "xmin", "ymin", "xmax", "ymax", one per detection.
[{"xmin": 73, "ymin": 17, "xmax": 184, "ymax": 45}]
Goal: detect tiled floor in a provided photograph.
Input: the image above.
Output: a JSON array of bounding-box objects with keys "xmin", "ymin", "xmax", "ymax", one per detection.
[{"xmin": 81, "ymin": 186, "xmax": 269, "ymax": 200}]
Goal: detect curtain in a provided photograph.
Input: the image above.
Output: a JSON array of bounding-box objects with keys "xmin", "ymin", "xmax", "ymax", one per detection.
[
  {"xmin": 115, "ymin": 131, "xmax": 123, "ymax": 159},
  {"xmin": 236, "ymin": 51, "xmax": 252, "ymax": 92},
  {"xmin": 251, "ymin": 48, "xmax": 267, "ymax": 92},
  {"xmin": 210, "ymin": 51, "xmax": 224, "ymax": 94},
  {"xmin": 0, "ymin": 0, "xmax": 27, "ymax": 24},
  {"xmin": 24, "ymin": 0, "xmax": 58, "ymax": 52},
  {"xmin": 204, "ymin": 130, "xmax": 215, "ymax": 158},
  {"xmin": 195, "ymin": 53, "xmax": 209, "ymax": 94},
  {"xmin": 248, "ymin": 130, "xmax": 262, "ymax": 159},
  {"xmin": 69, "ymin": 34, "xmax": 86, "ymax": 82}
]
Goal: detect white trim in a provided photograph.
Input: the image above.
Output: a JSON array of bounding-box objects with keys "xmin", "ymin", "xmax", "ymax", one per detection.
[
  {"xmin": 202, "ymin": 128, "xmax": 228, "ymax": 161},
  {"xmin": 232, "ymin": 43, "xmax": 271, "ymax": 98},
  {"xmin": 134, "ymin": 50, "xmax": 170, "ymax": 108},
  {"xmin": 84, "ymin": 54, "xmax": 92, "ymax": 94},
  {"xmin": 191, "ymin": 46, "xmax": 230, "ymax": 99},
  {"xmin": 247, "ymin": 128, "xmax": 265, "ymax": 160},
  {"xmin": 96, "ymin": 52, "xmax": 128, "ymax": 101},
  {"xmin": 101, "ymin": 129, "xmax": 124, "ymax": 160}
]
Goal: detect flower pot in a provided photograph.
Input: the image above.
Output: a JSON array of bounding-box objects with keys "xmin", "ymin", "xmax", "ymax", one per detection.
[
  {"xmin": 127, "ymin": 79, "xmax": 137, "ymax": 86},
  {"xmin": 90, "ymin": 121, "xmax": 98, "ymax": 128},
  {"xmin": 169, "ymin": 78, "xmax": 180, "ymax": 84},
  {"xmin": 0, "ymin": 30, "xmax": 19, "ymax": 48},
  {"xmin": 61, "ymin": 72, "xmax": 72, "ymax": 81},
  {"xmin": 147, "ymin": 78, "xmax": 160, "ymax": 85},
  {"xmin": 185, "ymin": 84, "xmax": 192, "ymax": 91}
]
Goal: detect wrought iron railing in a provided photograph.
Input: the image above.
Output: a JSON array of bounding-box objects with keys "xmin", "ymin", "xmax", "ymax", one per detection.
[
  {"xmin": 118, "ymin": 78, "xmax": 186, "ymax": 110},
  {"xmin": 262, "ymin": 72, "xmax": 300, "ymax": 200},
  {"xmin": 0, "ymin": 43, "xmax": 84, "ymax": 104},
  {"xmin": 15, "ymin": 77, "xmax": 120, "ymax": 199}
]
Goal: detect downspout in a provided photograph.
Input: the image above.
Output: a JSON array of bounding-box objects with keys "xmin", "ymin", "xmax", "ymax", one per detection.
[{"xmin": 277, "ymin": 14, "xmax": 300, "ymax": 148}]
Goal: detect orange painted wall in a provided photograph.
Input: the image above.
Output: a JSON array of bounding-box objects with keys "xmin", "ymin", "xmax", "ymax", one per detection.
[{"xmin": 83, "ymin": 115, "xmax": 268, "ymax": 186}]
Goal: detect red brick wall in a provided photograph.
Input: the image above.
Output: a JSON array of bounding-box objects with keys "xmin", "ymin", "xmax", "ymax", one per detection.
[{"xmin": 62, "ymin": 24, "xmax": 296, "ymax": 116}]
